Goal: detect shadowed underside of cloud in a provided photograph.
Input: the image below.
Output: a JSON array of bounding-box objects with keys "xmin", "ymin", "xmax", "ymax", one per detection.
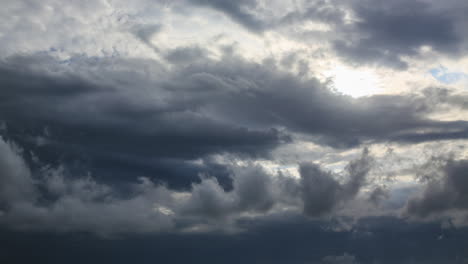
[
  {"xmin": 0, "ymin": 135, "xmax": 376, "ymax": 235},
  {"xmin": 1, "ymin": 53, "xmax": 467, "ymax": 150},
  {"xmin": 333, "ymin": 0, "xmax": 466, "ymax": 69},
  {"xmin": 1, "ymin": 0, "xmax": 468, "ymax": 262},
  {"xmin": 406, "ymin": 158, "xmax": 468, "ymax": 221},
  {"xmin": 301, "ymin": 148, "xmax": 373, "ymax": 217},
  {"xmin": 1, "ymin": 52, "xmax": 467, "ymax": 189}
]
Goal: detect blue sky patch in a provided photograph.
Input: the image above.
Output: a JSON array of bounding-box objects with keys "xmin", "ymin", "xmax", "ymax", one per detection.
[{"xmin": 430, "ymin": 66, "xmax": 468, "ymax": 84}]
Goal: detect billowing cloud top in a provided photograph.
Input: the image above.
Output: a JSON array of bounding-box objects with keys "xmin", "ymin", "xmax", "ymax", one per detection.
[{"xmin": 1, "ymin": 0, "xmax": 468, "ymax": 263}]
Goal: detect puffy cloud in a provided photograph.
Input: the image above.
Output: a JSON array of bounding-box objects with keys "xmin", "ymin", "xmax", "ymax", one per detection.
[
  {"xmin": 0, "ymin": 136, "xmax": 175, "ymax": 235},
  {"xmin": 405, "ymin": 158, "xmax": 468, "ymax": 221},
  {"xmin": 301, "ymin": 149, "xmax": 373, "ymax": 216},
  {"xmin": 0, "ymin": 137, "xmax": 36, "ymax": 207},
  {"xmin": 0, "ymin": 133, "xmax": 383, "ymax": 235},
  {"xmin": 0, "ymin": 1, "xmax": 467, "ymax": 262},
  {"xmin": 1, "ymin": 52, "xmax": 467, "ymax": 193}
]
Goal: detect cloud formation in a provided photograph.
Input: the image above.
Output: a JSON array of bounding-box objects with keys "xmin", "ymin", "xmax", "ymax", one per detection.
[
  {"xmin": 1, "ymin": 0, "xmax": 468, "ymax": 262},
  {"xmin": 0, "ymin": 135, "xmax": 379, "ymax": 235},
  {"xmin": 406, "ymin": 158, "xmax": 468, "ymax": 222}
]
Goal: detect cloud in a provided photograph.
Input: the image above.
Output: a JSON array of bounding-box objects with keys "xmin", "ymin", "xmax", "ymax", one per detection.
[
  {"xmin": 333, "ymin": 0, "xmax": 467, "ymax": 69},
  {"xmin": 0, "ymin": 136, "xmax": 176, "ymax": 236},
  {"xmin": 301, "ymin": 148, "xmax": 373, "ymax": 216},
  {"xmin": 188, "ymin": 0, "xmax": 266, "ymax": 32},
  {"xmin": 131, "ymin": 24, "xmax": 162, "ymax": 51},
  {"xmin": 0, "ymin": 0, "xmax": 467, "ymax": 262},
  {"xmin": 180, "ymin": 165, "xmax": 277, "ymax": 221},
  {"xmin": 1, "ymin": 53, "xmax": 467, "ymax": 192},
  {"xmin": 405, "ymin": 158, "xmax": 468, "ymax": 220},
  {"xmin": 0, "ymin": 137, "xmax": 37, "ymax": 207},
  {"xmin": 0, "ymin": 134, "xmax": 381, "ymax": 235}
]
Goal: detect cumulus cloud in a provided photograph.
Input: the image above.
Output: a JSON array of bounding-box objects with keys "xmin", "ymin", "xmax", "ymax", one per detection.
[
  {"xmin": 0, "ymin": 134, "xmax": 384, "ymax": 235},
  {"xmin": 0, "ymin": 137, "xmax": 37, "ymax": 207},
  {"xmin": 1, "ymin": 1, "xmax": 468, "ymax": 263},
  {"xmin": 0, "ymin": 137, "xmax": 176, "ymax": 236},
  {"xmin": 1, "ymin": 51, "xmax": 467, "ymax": 199},
  {"xmin": 301, "ymin": 148, "xmax": 373, "ymax": 216},
  {"xmin": 405, "ymin": 158, "xmax": 468, "ymax": 221}
]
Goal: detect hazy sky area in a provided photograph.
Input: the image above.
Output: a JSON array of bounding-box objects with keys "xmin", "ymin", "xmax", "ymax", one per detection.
[{"xmin": 1, "ymin": 0, "xmax": 468, "ymax": 263}]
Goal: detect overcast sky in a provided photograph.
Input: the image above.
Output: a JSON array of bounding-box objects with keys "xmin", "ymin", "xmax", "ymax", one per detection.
[{"xmin": 1, "ymin": 0, "xmax": 468, "ymax": 263}]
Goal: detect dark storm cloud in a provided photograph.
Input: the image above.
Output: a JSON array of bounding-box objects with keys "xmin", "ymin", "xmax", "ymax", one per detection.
[
  {"xmin": 406, "ymin": 158, "xmax": 468, "ymax": 218},
  {"xmin": 0, "ymin": 54, "xmax": 288, "ymax": 187},
  {"xmin": 0, "ymin": 137, "xmax": 176, "ymax": 235},
  {"xmin": 0, "ymin": 52, "xmax": 467, "ymax": 234},
  {"xmin": 1, "ymin": 52, "xmax": 467, "ymax": 173},
  {"xmin": 0, "ymin": 133, "xmax": 374, "ymax": 235},
  {"xmin": 161, "ymin": 49, "xmax": 468, "ymax": 147},
  {"xmin": 334, "ymin": 0, "xmax": 467, "ymax": 69},
  {"xmin": 301, "ymin": 149, "xmax": 372, "ymax": 216},
  {"xmin": 2, "ymin": 0, "xmax": 468, "ymax": 262}
]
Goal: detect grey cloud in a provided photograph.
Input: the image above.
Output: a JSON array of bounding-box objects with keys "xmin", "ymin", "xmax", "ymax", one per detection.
[
  {"xmin": 1, "ymin": 0, "xmax": 468, "ymax": 261},
  {"xmin": 278, "ymin": 0, "xmax": 346, "ymax": 27},
  {"xmin": 333, "ymin": 0, "xmax": 467, "ymax": 69},
  {"xmin": 301, "ymin": 149, "xmax": 373, "ymax": 216},
  {"xmin": 234, "ymin": 166, "xmax": 275, "ymax": 212},
  {"xmin": 1, "ymin": 53, "xmax": 467, "ymax": 177},
  {"xmin": 185, "ymin": 0, "xmax": 468, "ymax": 69},
  {"xmin": 165, "ymin": 53, "xmax": 468, "ymax": 147},
  {"xmin": 187, "ymin": 0, "xmax": 346, "ymax": 35},
  {"xmin": 0, "ymin": 54, "xmax": 289, "ymax": 188},
  {"xmin": 165, "ymin": 46, "xmax": 208, "ymax": 64},
  {"xmin": 0, "ymin": 134, "xmax": 381, "ymax": 235},
  {"xmin": 421, "ymin": 87, "xmax": 468, "ymax": 110},
  {"xmin": 406, "ymin": 158, "xmax": 468, "ymax": 219},
  {"xmin": 300, "ymin": 163, "xmax": 342, "ymax": 216},
  {"xmin": 180, "ymin": 166, "xmax": 277, "ymax": 220},
  {"xmin": 0, "ymin": 135, "xmax": 279, "ymax": 234},
  {"xmin": 0, "ymin": 136, "xmax": 175, "ymax": 235},
  {"xmin": 188, "ymin": 0, "xmax": 265, "ymax": 32},
  {"xmin": 131, "ymin": 24, "xmax": 162, "ymax": 51},
  {"xmin": 0, "ymin": 51, "xmax": 465, "ymax": 220},
  {"xmin": 0, "ymin": 137, "xmax": 37, "ymax": 207},
  {"xmin": 186, "ymin": 0, "xmax": 468, "ymax": 70},
  {"xmin": 368, "ymin": 187, "xmax": 389, "ymax": 206}
]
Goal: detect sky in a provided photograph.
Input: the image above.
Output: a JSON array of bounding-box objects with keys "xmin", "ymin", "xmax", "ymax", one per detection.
[{"xmin": 1, "ymin": 0, "xmax": 468, "ymax": 263}]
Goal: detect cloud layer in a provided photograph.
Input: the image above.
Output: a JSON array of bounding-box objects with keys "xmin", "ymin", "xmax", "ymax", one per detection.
[{"xmin": 1, "ymin": 0, "xmax": 468, "ymax": 263}]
